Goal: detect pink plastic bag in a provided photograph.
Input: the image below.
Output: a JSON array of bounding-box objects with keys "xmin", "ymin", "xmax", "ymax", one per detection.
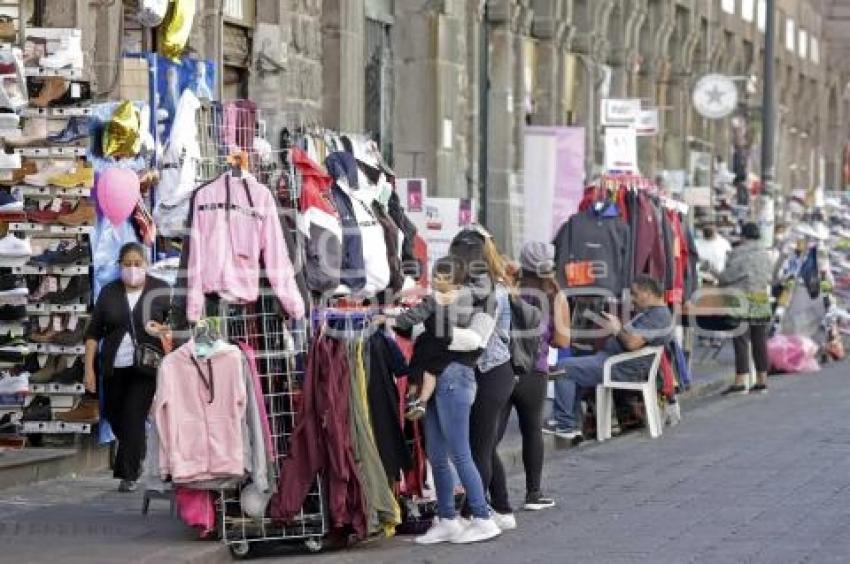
[
  {"xmin": 175, "ymin": 487, "xmax": 216, "ymax": 538},
  {"xmin": 767, "ymin": 335, "xmax": 820, "ymax": 373}
]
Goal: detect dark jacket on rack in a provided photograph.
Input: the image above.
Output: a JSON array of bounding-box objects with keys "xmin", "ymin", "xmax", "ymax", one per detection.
[
  {"xmin": 368, "ymin": 331, "xmax": 412, "ymax": 481},
  {"xmin": 631, "ymin": 190, "xmax": 668, "ymax": 283},
  {"xmin": 660, "ymin": 203, "xmax": 676, "ymax": 292},
  {"xmin": 327, "ymin": 152, "xmax": 367, "ymax": 291},
  {"xmin": 373, "ymin": 202, "xmax": 404, "ymax": 296},
  {"xmin": 85, "ymin": 277, "xmax": 171, "ymax": 380},
  {"xmin": 269, "ymin": 336, "xmax": 368, "ymax": 537},
  {"xmin": 553, "ymin": 207, "xmax": 631, "ymax": 296},
  {"xmin": 387, "ymin": 191, "xmax": 423, "ymax": 280}
]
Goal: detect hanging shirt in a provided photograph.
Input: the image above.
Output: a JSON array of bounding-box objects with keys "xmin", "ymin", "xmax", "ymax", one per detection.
[
  {"xmin": 113, "ymin": 289, "xmax": 143, "ymax": 368},
  {"xmin": 695, "ymin": 235, "xmax": 732, "ymax": 273}
]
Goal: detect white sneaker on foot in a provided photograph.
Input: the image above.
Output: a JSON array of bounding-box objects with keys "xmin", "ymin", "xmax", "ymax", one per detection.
[
  {"xmin": 450, "ymin": 517, "xmax": 501, "ymax": 544},
  {"xmin": 415, "ymin": 517, "xmax": 465, "ymax": 545},
  {"xmin": 491, "ymin": 511, "xmax": 516, "ymax": 531}
]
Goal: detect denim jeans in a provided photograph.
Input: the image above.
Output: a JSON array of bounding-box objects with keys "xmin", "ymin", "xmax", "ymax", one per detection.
[
  {"xmin": 551, "ymin": 352, "xmax": 611, "ymax": 430},
  {"xmin": 424, "ymin": 362, "xmax": 490, "ymax": 520}
]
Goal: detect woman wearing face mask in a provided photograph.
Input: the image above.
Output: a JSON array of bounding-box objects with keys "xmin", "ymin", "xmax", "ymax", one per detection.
[{"xmin": 84, "ymin": 242, "xmax": 171, "ymax": 492}]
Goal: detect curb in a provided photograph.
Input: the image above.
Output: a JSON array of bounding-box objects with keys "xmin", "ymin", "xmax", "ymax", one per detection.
[{"xmin": 496, "ymin": 367, "xmax": 736, "ymax": 475}]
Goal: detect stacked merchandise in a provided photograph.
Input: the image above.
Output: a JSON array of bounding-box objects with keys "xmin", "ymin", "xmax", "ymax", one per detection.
[
  {"xmin": 0, "ymin": 28, "xmax": 94, "ymax": 440},
  {"xmin": 553, "ymin": 174, "xmax": 696, "ymax": 399}
]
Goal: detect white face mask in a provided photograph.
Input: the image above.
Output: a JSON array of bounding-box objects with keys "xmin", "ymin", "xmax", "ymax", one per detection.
[{"xmin": 376, "ymin": 174, "xmax": 392, "ymax": 207}]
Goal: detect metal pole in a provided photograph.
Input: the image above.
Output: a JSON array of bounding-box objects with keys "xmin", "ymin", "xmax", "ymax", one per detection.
[
  {"xmin": 478, "ymin": 4, "xmax": 490, "ymax": 226},
  {"xmin": 761, "ymin": 0, "xmax": 776, "ymax": 196}
]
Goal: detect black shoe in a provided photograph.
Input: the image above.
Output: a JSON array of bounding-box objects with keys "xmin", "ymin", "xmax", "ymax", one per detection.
[
  {"xmin": 51, "ymin": 324, "xmax": 85, "ymax": 346},
  {"xmin": 749, "ymin": 383, "xmax": 768, "ymax": 394},
  {"xmin": 51, "ymin": 243, "xmax": 90, "ymax": 266},
  {"xmin": 21, "ymin": 395, "xmax": 51, "ymax": 421},
  {"xmin": 0, "ymin": 304, "xmax": 26, "ymax": 321},
  {"xmin": 43, "ymin": 275, "xmax": 90, "ymax": 303},
  {"xmin": 53, "ymin": 358, "xmax": 83, "ymax": 385},
  {"xmin": 0, "ymin": 272, "xmax": 23, "ymax": 292},
  {"xmin": 49, "ymin": 80, "xmax": 91, "ymax": 108},
  {"xmin": 523, "ymin": 492, "xmax": 556, "ymax": 511},
  {"xmin": 0, "ymin": 412, "xmax": 18, "ymax": 433},
  {"xmin": 721, "ymin": 384, "xmax": 748, "ymax": 396}
]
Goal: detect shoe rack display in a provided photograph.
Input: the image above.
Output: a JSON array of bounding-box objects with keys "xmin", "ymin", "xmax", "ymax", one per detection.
[{"xmin": 0, "ymin": 27, "xmax": 92, "ymax": 437}]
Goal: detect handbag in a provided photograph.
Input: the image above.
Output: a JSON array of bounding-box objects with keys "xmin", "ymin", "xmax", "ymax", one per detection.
[{"xmin": 127, "ymin": 297, "xmax": 164, "ymax": 376}]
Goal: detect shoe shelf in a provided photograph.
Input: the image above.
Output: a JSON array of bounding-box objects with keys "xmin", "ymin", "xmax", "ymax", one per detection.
[
  {"xmin": 29, "ymin": 383, "xmax": 84, "ymax": 395},
  {"xmin": 26, "ymin": 303, "xmax": 88, "ymax": 315},
  {"xmin": 13, "ymin": 265, "xmax": 89, "ymax": 276},
  {"xmin": 20, "ymin": 107, "xmax": 92, "ymax": 118},
  {"xmin": 25, "ymin": 67, "xmax": 86, "ymax": 80},
  {"xmin": 0, "ymin": 321, "xmax": 25, "ymax": 334},
  {"xmin": 15, "ymin": 186, "xmax": 91, "ymax": 198},
  {"xmin": 7, "ymin": 222, "xmax": 93, "ymax": 235},
  {"xmin": 21, "ymin": 420, "xmax": 91, "ymax": 434},
  {"xmin": 13, "ymin": 146, "xmax": 88, "ymax": 158},
  {"xmin": 26, "ymin": 343, "xmax": 84, "ymax": 355}
]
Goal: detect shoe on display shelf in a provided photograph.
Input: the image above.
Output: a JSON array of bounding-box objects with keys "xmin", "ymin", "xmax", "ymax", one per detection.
[
  {"xmin": 0, "ymin": 234, "xmax": 33, "ymax": 259},
  {"xmin": 0, "ymin": 113, "xmax": 18, "ymax": 130},
  {"xmin": 0, "ymin": 272, "xmax": 25, "ymax": 295},
  {"xmin": 39, "ymin": 34, "xmax": 84, "ymax": 71},
  {"xmin": 28, "ymin": 275, "xmax": 57, "ymax": 301},
  {"xmin": 0, "ymin": 371, "xmax": 28, "ymax": 395},
  {"xmin": 55, "ymin": 398, "xmax": 98, "ymax": 424},
  {"xmin": 29, "ymin": 241, "xmax": 90, "ymax": 266},
  {"xmin": 27, "ymin": 323, "xmax": 58, "ymax": 344},
  {"xmin": 29, "ymin": 76, "xmax": 69, "ymax": 108},
  {"xmin": 2, "ymin": 117, "xmax": 48, "ymax": 148},
  {"xmin": 0, "ymin": 15, "xmax": 16, "ymax": 43},
  {"xmin": 0, "ymin": 76, "xmax": 26, "ymax": 113},
  {"xmin": 43, "ymin": 274, "xmax": 89, "ymax": 303},
  {"xmin": 23, "ymin": 161, "xmax": 73, "ymax": 187},
  {"xmin": 47, "ymin": 116, "xmax": 89, "ymax": 145},
  {"xmin": 47, "ymin": 163, "xmax": 93, "ymax": 189},
  {"xmin": 27, "ymin": 201, "xmax": 73, "ymax": 224},
  {"xmin": 29, "ymin": 355, "xmax": 60, "ymax": 384},
  {"xmin": 48, "ymin": 80, "xmax": 91, "ymax": 108},
  {"xmin": 56, "ymin": 200, "xmax": 95, "ymax": 226},
  {"xmin": 51, "ymin": 324, "xmax": 85, "ymax": 346},
  {"xmin": 53, "ymin": 358, "xmax": 83, "ymax": 385},
  {"xmin": 0, "ymin": 412, "xmax": 19, "ymax": 434},
  {"xmin": 0, "ymin": 150, "xmax": 21, "ymax": 171},
  {"xmin": 0, "ymin": 188, "xmax": 22, "ymax": 212},
  {"xmin": 0, "ymin": 158, "xmax": 36, "ymax": 187},
  {"xmin": 21, "ymin": 394, "xmax": 51, "ymax": 421}
]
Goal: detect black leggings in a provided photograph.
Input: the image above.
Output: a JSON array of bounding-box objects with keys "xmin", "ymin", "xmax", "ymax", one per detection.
[
  {"xmin": 733, "ymin": 323, "xmax": 770, "ymax": 374},
  {"xmin": 468, "ymin": 361, "xmax": 516, "ymax": 514},
  {"xmin": 103, "ymin": 367, "xmax": 156, "ymax": 481},
  {"xmin": 489, "ymin": 370, "xmax": 548, "ymax": 512}
]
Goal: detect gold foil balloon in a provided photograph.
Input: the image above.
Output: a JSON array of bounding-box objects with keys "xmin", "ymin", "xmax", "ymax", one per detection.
[
  {"xmin": 102, "ymin": 101, "xmax": 142, "ymax": 159},
  {"xmin": 159, "ymin": 0, "xmax": 196, "ymax": 62}
]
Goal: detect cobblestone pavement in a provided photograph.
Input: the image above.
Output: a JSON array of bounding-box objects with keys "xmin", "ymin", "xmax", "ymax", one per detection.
[{"xmin": 1, "ymin": 362, "xmax": 848, "ymax": 564}]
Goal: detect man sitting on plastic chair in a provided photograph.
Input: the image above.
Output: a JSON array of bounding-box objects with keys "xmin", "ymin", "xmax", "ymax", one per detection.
[{"xmin": 544, "ymin": 275, "xmax": 674, "ymax": 440}]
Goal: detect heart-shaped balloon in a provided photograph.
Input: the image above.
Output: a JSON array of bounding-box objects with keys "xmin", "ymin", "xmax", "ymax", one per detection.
[{"xmin": 97, "ymin": 167, "xmax": 140, "ymax": 226}]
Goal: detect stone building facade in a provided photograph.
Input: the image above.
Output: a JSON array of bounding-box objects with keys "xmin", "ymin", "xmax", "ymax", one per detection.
[{"xmin": 40, "ymin": 0, "xmax": 850, "ymax": 248}]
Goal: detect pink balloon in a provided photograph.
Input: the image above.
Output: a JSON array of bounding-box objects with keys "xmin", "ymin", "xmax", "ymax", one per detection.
[{"xmin": 97, "ymin": 168, "xmax": 140, "ymax": 226}]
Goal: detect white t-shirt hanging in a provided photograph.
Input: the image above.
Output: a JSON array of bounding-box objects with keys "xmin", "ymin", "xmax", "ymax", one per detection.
[
  {"xmin": 339, "ymin": 179, "xmax": 390, "ymax": 296},
  {"xmin": 114, "ymin": 289, "xmax": 144, "ymax": 369}
]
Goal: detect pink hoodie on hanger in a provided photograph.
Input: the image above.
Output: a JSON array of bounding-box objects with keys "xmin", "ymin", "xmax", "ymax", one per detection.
[{"xmin": 186, "ymin": 172, "xmax": 305, "ymax": 322}]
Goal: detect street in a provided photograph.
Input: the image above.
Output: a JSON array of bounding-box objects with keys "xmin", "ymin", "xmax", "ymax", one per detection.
[{"xmin": 2, "ymin": 361, "xmax": 850, "ymax": 564}]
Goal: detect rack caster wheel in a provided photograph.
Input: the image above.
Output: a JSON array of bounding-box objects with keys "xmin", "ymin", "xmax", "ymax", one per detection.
[
  {"xmin": 229, "ymin": 541, "xmax": 253, "ymax": 559},
  {"xmin": 304, "ymin": 538, "xmax": 323, "ymax": 553}
]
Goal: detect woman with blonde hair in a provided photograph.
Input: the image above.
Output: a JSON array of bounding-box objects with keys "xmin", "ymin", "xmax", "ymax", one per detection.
[{"xmin": 449, "ymin": 225, "xmax": 518, "ymax": 530}]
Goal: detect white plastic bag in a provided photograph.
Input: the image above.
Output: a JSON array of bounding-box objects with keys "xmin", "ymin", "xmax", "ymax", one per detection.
[{"xmin": 137, "ymin": 0, "xmax": 169, "ymax": 28}]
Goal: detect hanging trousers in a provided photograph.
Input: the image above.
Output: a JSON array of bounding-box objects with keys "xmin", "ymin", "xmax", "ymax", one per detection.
[{"xmin": 103, "ymin": 367, "xmax": 156, "ymax": 481}]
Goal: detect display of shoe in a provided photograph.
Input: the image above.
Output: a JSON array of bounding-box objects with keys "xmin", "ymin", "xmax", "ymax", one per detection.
[
  {"xmin": 23, "ymin": 161, "xmax": 73, "ymax": 187},
  {"xmin": 28, "ymin": 201, "xmax": 73, "ymax": 223},
  {"xmin": 0, "ymin": 371, "xmax": 29, "ymax": 395},
  {"xmin": 27, "ymin": 323, "xmax": 58, "ymax": 344},
  {"xmin": 0, "ymin": 15, "xmax": 16, "ymax": 43},
  {"xmin": 43, "ymin": 274, "xmax": 89, "ymax": 303},
  {"xmin": 23, "ymin": 37, "xmax": 46, "ymax": 67},
  {"xmin": 0, "ymin": 412, "xmax": 18, "ymax": 433},
  {"xmin": 40, "ymin": 34, "xmax": 84, "ymax": 70},
  {"xmin": 29, "ymin": 76, "xmax": 69, "ymax": 108},
  {"xmin": 0, "ymin": 150, "xmax": 21, "ymax": 171},
  {"xmin": 29, "ymin": 241, "xmax": 90, "ymax": 266},
  {"xmin": 47, "ymin": 116, "xmax": 89, "ymax": 145},
  {"xmin": 0, "ymin": 114, "xmax": 18, "ymax": 131},
  {"xmin": 55, "ymin": 398, "xmax": 98, "ymax": 423},
  {"xmin": 3, "ymin": 117, "xmax": 48, "ymax": 148},
  {"xmin": 47, "ymin": 163, "xmax": 93, "ymax": 189},
  {"xmin": 0, "ymin": 75, "xmax": 26, "ymax": 112},
  {"xmin": 0, "ymin": 159, "xmax": 36, "ymax": 187},
  {"xmin": 28, "ymin": 275, "xmax": 57, "ymax": 301},
  {"xmin": 29, "ymin": 355, "xmax": 60, "ymax": 384},
  {"xmin": 48, "ymin": 80, "xmax": 91, "ymax": 108},
  {"xmin": 0, "ymin": 188, "xmax": 22, "ymax": 212},
  {"xmin": 21, "ymin": 394, "xmax": 51, "ymax": 421},
  {"xmin": 57, "ymin": 200, "xmax": 95, "ymax": 226},
  {"xmin": 0, "ymin": 234, "xmax": 33, "ymax": 258},
  {"xmin": 0, "ymin": 272, "xmax": 24, "ymax": 293},
  {"xmin": 53, "ymin": 358, "xmax": 83, "ymax": 385},
  {"xmin": 51, "ymin": 324, "xmax": 85, "ymax": 346}
]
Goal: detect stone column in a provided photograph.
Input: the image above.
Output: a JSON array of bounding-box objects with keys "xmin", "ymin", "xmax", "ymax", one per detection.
[
  {"xmin": 530, "ymin": 0, "xmax": 572, "ymax": 126},
  {"xmin": 322, "ymin": 0, "xmax": 365, "ymax": 132}
]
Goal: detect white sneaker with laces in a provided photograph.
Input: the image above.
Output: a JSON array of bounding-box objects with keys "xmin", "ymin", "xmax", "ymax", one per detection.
[
  {"xmin": 0, "ymin": 234, "xmax": 32, "ymax": 257},
  {"xmin": 450, "ymin": 517, "xmax": 501, "ymax": 544},
  {"xmin": 40, "ymin": 35, "xmax": 83, "ymax": 70},
  {"xmin": 414, "ymin": 517, "xmax": 465, "ymax": 545},
  {"xmin": 491, "ymin": 511, "xmax": 517, "ymax": 531},
  {"xmin": 0, "ymin": 371, "xmax": 28, "ymax": 394},
  {"xmin": 0, "ymin": 151, "xmax": 21, "ymax": 170}
]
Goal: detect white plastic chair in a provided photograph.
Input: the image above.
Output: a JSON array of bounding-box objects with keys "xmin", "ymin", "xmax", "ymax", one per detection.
[{"xmin": 595, "ymin": 346, "xmax": 664, "ymax": 442}]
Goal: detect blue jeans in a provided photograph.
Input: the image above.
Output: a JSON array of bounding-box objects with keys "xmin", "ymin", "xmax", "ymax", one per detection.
[
  {"xmin": 424, "ymin": 362, "xmax": 490, "ymax": 520},
  {"xmin": 551, "ymin": 352, "xmax": 611, "ymax": 430}
]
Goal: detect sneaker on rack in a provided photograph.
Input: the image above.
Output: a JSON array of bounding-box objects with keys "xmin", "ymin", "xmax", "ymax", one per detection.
[
  {"xmin": 0, "ymin": 234, "xmax": 33, "ymax": 258},
  {"xmin": 52, "ymin": 358, "xmax": 84, "ymax": 385},
  {"xmin": 28, "ymin": 201, "xmax": 73, "ymax": 224},
  {"xmin": 43, "ymin": 274, "xmax": 89, "ymax": 303},
  {"xmin": 3, "ymin": 117, "xmax": 48, "ymax": 148},
  {"xmin": 27, "ymin": 323, "xmax": 58, "ymax": 344},
  {"xmin": 55, "ymin": 397, "xmax": 98, "ymax": 423},
  {"xmin": 0, "ymin": 371, "xmax": 28, "ymax": 395},
  {"xmin": 0, "ymin": 304, "xmax": 26, "ymax": 322},
  {"xmin": 48, "ymin": 80, "xmax": 91, "ymax": 108},
  {"xmin": 23, "ymin": 161, "xmax": 74, "ymax": 187},
  {"xmin": 28, "ymin": 275, "xmax": 58, "ymax": 301},
  {"xmin": 29, "ymin": 356, "xmax": 61, "ymax": 384},
  {"xmin": 56, "ymin": 200, "xmax": 95, "ymax": 226},
  {"xmin": 47, "ymin": 116, "xmax": 90, "ymax": 146},
  {"xmin": 0, "ymin": 151, "xmax": 21, "ymax": 171},
  {"xmin": 0, "ymin": 75, "xmax": 26, "ymax": 112},
  {"xmin": 51, "ymin": 324, "xmax": 85, "ymax": 346},
  {"xmin": 39, "ymin": 34, "xmax": 84, "ymax": 70},
  {"xmin": 49, "ymin": 241, "xmax": 91, "ymax": 266},
  {"xmin": 0, "ymin": 188, "xmax": 23, "ymax": 212},
  {"xmin": 48, "ymin": 163, "xmax": 94, "ymax": 189},
  {"xmin": 29, "ymin": 76, "xmax": 69, "ymax": 108},
  {"xmin": 0, "ymin": 272, "xmax": 25, "ymax": 295},
  {"xmin": 0, "ymin": 15, "xmax": 16, "ymax": 43},
  {"xmin": 21, "ymin": 395, "xmax": 51, "ymax": 421}
]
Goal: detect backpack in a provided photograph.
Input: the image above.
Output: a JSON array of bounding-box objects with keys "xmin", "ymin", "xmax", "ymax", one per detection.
[{"xmin": 509, "ymin": 295, "xmax": 543, "ymax": 375}]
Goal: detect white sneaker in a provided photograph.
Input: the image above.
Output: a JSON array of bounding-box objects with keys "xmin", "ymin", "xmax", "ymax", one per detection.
[
  {"xmin": 0, "ymin": 151, "xmax": 21, "ymax": 170},
  {"xmin": 450, "ymin": 517, "xmax": 501, "ymax": 544},
  {"xmin": 491, "ymin": 511, "xmax": 517, "ymax": 531},
  {"xmin": 40, "ymin": 35, "xmax": 83, "ymax": 70},
  {"xmin": 414, "ymin": 517, "xmax": 465, "ymax": 545},
  {"xmin": 0, "ymin": 114, "xmax": 19, "ymax": 130},
  {"xmin": 0, "ymin": 371, "xmax": 28, "ymax": 395},
  {"xmin": 0, "ymin": 234, "xmax": 32, "ymax": 257},
  {"xmin": 23, "ymin": 162, "xmax": 72, "ymax": 187}
]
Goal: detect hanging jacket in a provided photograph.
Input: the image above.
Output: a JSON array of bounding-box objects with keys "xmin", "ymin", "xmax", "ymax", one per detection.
[
  {"xmin": 553, "ymin": 208, "xmax": 631, "ymax": 296},
  {"xmin": 373, "ymin": 202, "xmax": 404, "ymax": 295},
  {"xmin": 294, "ymin": 147, "xmax": 343, "ymax": 294},
  {"xmin": 270, "ymin": 336, "xmax": 368, "ymax": 537},
  {"xmin": 186, "ymin": 172, "xmax": 305, "ymax": 322},
  {"xmin": 154, "ymin": 342, "xmax": 268, "ymax": 489},
  {"xmin": 327, "ymin": 152, "xmax": 367, "ymax": 292},
  {"xmin": 368, "ymin": 331, "xmax": 412, "ymax": 481},
  {"xmin": 346, "ymin": 185, "xmax": 391, "ymax": 296},
  {"xmin": 388, "ymin": 191, "xmax": 423, "ymax": 281},
  {"xmin": 659, "ymin": 204, "xmax": 676, "ymax": 291},
  {"xmin": 632, "ymin": 191, "xmax": 667, "ymax": 283}
]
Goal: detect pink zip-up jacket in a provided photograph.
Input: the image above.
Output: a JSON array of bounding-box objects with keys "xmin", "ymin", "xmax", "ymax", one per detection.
[
  {"xmin": 154, "ymin": 342, "xmax": 248, "ymax": 483},
  {"xmin": 187, "ymin": 172, "xmax": 305, "ymax": 322}
]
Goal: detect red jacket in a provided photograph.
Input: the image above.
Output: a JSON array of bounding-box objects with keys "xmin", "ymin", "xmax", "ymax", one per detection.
[{"xmin": 632, "ymin": 191, "xmax": 667, "ymax": 282}]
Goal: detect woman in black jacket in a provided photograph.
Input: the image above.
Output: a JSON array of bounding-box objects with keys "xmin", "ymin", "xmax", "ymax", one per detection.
[{"xmin": 84, "ymin": 242, "xmax": 170, "ymax": 492}]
